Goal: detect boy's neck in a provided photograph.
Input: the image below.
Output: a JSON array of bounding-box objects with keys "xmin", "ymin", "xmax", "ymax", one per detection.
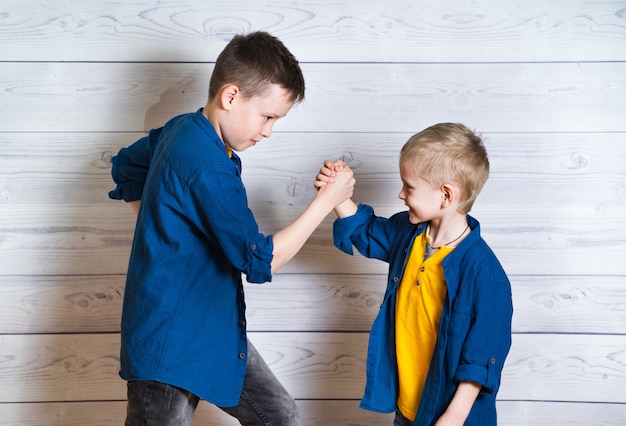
[
  {"xmin": 202, "ymin": 99, "xmax": 225, "ymax": 147},
  {"xmin": 428, "ymin": 214, "xmax": 469, "ymax": 249}
]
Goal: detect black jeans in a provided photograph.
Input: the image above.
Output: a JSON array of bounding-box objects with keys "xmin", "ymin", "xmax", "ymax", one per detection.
[
  {"xmin": 394, "ymin": 410, "xmax": 414, "ymax": 426},
  {"xmin": 125, "ymin": 341, "xmax": 299, "ymax": 425}
]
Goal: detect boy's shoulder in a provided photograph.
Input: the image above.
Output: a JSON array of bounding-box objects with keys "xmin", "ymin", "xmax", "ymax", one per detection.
[{"xmin": 153, "ymin": 110, "xmax": 233, "ymax": 180}]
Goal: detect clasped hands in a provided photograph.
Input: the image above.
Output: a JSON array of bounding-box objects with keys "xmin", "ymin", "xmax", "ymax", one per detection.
[
  {"xmin": 313, "ymin": 160, "xmax": 357, "ymax": 214},
  {"xmin": 314, "ymin": 159, "xmax": 350, "ymax": 189}
]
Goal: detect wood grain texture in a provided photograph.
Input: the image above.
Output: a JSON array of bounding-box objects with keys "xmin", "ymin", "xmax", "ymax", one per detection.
[
  {"xmin": 496, "ymin": 401, "xmax": 626, "ymax": 425},
  {"xmin": 2, "ymin": 400, "xmax": 625, "ymax": 425},
  {"xmin": 3, "ymin": 131, "xmax": 623, "ymax": 207},
  {"xmin": 1, "ymin": 0, "xmax": 624, "ymax": 63},
  {"xmin": 1, "ymin": 0, "xmax": 625, "ymax": 422},
  {"xmin": 0, "ymin": 400, "xmax": 394, "ymax": 426},
  {"xmin": 2, "ymin": 274, "xmax": 626, "ymax": 335},
  {"xmin": 501, "ymin": 334, "xmax": 626, "ymax": 403},
  {"xmin": 1, "ymin": 332, "xmax": 625, "ymax": 404},
  {"xmin": 0, "ymin": 333, "xmax": 369, "ymax": 402},
  {"xmin": 1, "ymin": 62, "xmax": 624, "ymax": 133},
  {"xmin": 2, "ymin": 201, "xmax": 624, "ymax": 276},
  {"xmin": 1, "ymin": 131, "xmax": 625, "ymax": 276}
]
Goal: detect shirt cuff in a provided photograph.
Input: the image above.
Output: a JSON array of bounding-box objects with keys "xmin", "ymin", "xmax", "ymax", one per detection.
[{"xmin": 332, "ymin": 204, "xmax": 373, "ymax": 255}]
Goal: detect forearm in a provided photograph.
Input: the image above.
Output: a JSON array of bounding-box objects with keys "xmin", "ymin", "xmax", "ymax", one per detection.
[
  {"xmin": 334, "ymin": 199, "xmax": 358, "ymax": 218},
  {"xmin": 129, "ymin": 200, "xmax": 141, "ymax": 216},
  {"xmin": 270, "ymin": 196, "xmax": 334, "ymax": 274},
  {"xmin": 271, "ymin": 166, "xmax": 354, "ymax": 274},
  {"xmin": 435, "ymin": 381, "xmax": 481, "ymax": 426}
]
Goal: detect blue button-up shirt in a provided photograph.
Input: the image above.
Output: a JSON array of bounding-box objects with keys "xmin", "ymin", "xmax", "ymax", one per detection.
[
  {"xmin": 109, "ymin": 109, "xmax": 273, "ymax": 406},
  {"xmin": 333, "ymin": 204, "xmax": 513, "ymax": 425}
]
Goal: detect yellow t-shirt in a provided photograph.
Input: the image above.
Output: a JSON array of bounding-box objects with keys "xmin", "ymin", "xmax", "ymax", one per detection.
[{"xmin": 395, "ymin": 226, "xmax": 452, "ymax": 421}]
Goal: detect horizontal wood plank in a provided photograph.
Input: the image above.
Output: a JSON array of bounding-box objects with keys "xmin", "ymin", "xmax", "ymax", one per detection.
[
  {"xmin": 2, "ymin": 0, "xmax": 624, "ymax": 420},
  {"xmin": 509, "ymin": 276, "xmax": 626, "ymax": 334},
  {"xmin": 0, "ymin": 275, "xmax": 125, "ymax": 334},
  {"xmin": 1, "ymin": 0, "xmax": 624, "ymax": 63},
  {"xmin": 0, "ymin": 205, "xmax": 135, "ymax": 275},
  {"xmin": 2, "ymin": 274, "xmax": 626, "ymax": 335},
  {"xmin": 1, "ymin": 62, "xmax": 624, "ymax": 133},
  {"xmin": 502, "ymin": 334, "xmax": 626, "ymax": 403},
  {"xmin": 1, "ymin": 332, "xmax": 625, "ymax": 404},
  {"xmin": 1, "ymin": 202, "xmax": 624, "ymax": 276},
  {"xmin": 0, "ymin": 332, "xmax": 369, "ymax": 402},
  {"xmin": 496, "ymin": 400, "xmax": 626, "ymax": 425},
  {"xmin": 2, "ymin": 400, "xmax": 625, "ymax": 425},
  {"xmin": 1, "ymin": 131, "xmax": 625, "ymax": 276},
  {"xmin": 2, "ymin": 132, "xmax": 624, "ymax": 207},
  {"xmin": 0, "ymin": 399, "xmax": 394, "ymax": 426}
]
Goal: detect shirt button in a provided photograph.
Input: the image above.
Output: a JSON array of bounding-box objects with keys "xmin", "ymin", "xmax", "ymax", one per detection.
[
  {"xmin": 239, "ymin": 353, "xmax": 246, "ymax": 359},
  {"xmin": 393, "ymin": 277, "xmax": 399, "ymax": 283},
  {"xmin": 420, "ymin": 267, "xmax": 425, "ymax": 272},
  {"xmin": 416, "ymin": 280, "xmax": 420, "ymax": 286},
  {"xmin": 240, "ymin": 320, "xmax": 246, "ymax": 328},
  {"xmin": 251, "ymin": 244, "xmax": 257, "ymax": 250},
  {"xmin": 490, "ymin": 357, "xmax": 496, "ymax": 364}
]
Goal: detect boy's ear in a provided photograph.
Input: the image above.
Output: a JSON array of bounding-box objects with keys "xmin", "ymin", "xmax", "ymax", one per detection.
[
  {"xmin": 220, "ymin": 84, "xmax": 240, "ymax": 110},
  {"xmin": 441, "ymin": 184, "xmax": 454, "ymax": 207}
]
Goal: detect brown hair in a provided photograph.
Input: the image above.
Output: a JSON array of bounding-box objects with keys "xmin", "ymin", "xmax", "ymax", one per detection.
[
  {"xmin": 208, "ymin": 31, "xmax": 305, "ymax": 104},
  {"xmin": 400, "ymin": 123, "xmax": 489, "ymax": 213}
]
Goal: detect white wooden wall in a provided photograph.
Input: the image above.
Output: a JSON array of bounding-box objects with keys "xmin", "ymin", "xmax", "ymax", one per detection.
[{"xmin": 1, "ymin": 1, "xmax": 625, "ymax": 424}]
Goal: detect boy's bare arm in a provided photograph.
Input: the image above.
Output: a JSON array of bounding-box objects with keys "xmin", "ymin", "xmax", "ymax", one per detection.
[
  {"xmin": 333, "ymin": 199, "xmax": 358, "ymax": 218},
  {"xmin": 129, "ymin": 200, "xmax": 141, "ymax": 216},
  {"xmin": 271, "ymin": 166, "xmax": 355, "ymax": 274},
  {"xmin": 434, "ymin": 381, "xmax": 481, "ymax": 426}
]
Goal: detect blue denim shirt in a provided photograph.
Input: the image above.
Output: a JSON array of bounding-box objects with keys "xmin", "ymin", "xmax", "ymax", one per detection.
[
  {"xmin": 109, "ymin": 109, "xmax": 273, "ymax": 406},
  {"xmin": 333, "ymin": 204, "xmax": 513, "ymax": 425}
]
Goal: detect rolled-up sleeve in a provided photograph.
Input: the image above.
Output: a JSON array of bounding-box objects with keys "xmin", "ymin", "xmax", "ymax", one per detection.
[
  {"xmin": 333, "ymin": 204, "xmax": 376, "ymax": 255},
  {"xmin": 454, "ymin": 270, "xmax": 513, "ymax": 393},
  {"xmin": 187, "ymin": 161, "xmax": 273, "ymax": 284}
]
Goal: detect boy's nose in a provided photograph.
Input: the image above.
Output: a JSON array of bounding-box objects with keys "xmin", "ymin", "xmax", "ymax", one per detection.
[{"xmin": 261, "ymin": 123, "xmax": 273, "ymax": 138}]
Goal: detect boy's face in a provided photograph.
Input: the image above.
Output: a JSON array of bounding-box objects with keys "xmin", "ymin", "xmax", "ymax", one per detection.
[
  {"xmin": 398, "ymin": 162, "xmax": 442, "ymax": 224},
  {"xmin": 220, "ymin": 83, "xmax": 294, "ymax": 152}
]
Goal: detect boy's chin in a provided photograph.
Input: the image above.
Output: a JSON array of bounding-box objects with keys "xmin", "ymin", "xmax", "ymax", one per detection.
[{"xmin": 407, "ymin": 214, "xmax": 421, "ymax": 224}]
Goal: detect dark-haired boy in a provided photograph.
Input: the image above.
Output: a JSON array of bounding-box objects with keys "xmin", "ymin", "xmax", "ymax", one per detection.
[{"xmin": 110, "ymin": 31, "xmax": 354, "ymax": 425}]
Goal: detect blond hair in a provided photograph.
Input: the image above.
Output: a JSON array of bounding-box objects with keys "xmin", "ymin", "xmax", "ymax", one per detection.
[{"xmin": 400, "ymin": 123, "xmax": 489, "ymax": 213}]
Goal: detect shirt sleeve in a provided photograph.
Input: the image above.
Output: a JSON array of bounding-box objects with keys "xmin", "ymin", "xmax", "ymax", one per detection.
[
  {"xmin": 186, "ymin": 159, "xmax": 273, "ymax": 284},
  {"xmin": 333, "ymin": 204, "xmax": 404, "ymax": 262},
  {"xmin": 108, "ymin": 128, "xmax": 163, "ymax": 202},
  {"xmin": 453, "ymin": 261, "xmax": 513, "ymax": 393}
]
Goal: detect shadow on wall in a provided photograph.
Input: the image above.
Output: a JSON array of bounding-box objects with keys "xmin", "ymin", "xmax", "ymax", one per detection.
[{"xmin": 144, "ymin": 74, "xmax": 208, "ymax": 133}]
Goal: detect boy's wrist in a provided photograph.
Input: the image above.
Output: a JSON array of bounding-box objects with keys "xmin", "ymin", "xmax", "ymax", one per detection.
[{"xmin": 334, "ymin": 199, "xmax": 358, "ymax": 218}]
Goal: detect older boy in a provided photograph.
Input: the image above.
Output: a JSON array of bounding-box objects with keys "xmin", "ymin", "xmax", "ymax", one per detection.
[
  {"xmin": 316, "ymin": 123, "xmax": 513, "ymax": 425},
  {"xmin": 109, "ymin": 32, "xmax": 354, "ymax": 425}
]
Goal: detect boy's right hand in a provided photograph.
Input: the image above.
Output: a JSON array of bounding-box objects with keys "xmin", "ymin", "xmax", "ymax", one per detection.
[
  {"xmin": 314, "ymin": 159, "xmax": 357, "ymax": 217},
  {"xmin": 314, "ymin": 159, "xmax": 347, "ymax": 190}
]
